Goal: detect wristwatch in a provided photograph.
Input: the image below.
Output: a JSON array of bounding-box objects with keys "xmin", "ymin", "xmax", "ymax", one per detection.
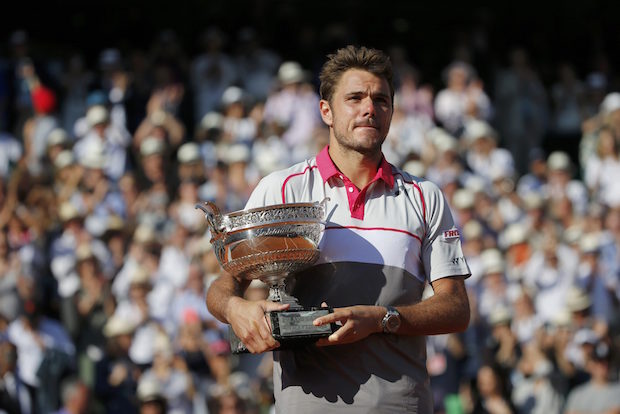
[{"xmin": 381, "ymin": 306, "xmax": 401, "ymax": 334}]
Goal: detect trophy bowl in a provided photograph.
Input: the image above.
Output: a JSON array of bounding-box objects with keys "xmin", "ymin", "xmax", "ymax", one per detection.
[{"xmin": 196, "ymin": 198, "xmax": 335, "ymax": 353}]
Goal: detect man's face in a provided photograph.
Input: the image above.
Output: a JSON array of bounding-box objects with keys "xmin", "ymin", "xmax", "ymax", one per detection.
[{"xmin": 320, "ymin": 69, "xmax": 392, "ymax": 156}]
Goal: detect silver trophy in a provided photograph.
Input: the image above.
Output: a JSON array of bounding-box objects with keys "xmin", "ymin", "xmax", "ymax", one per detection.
[{"xmin": 195, "ymin": 198, "xmax": 335, "ymax": 353}]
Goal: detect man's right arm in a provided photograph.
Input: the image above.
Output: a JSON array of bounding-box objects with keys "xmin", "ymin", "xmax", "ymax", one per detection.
[{"xmin": 206, "ymin": 272, "xmax": 289, "ymax": 353}]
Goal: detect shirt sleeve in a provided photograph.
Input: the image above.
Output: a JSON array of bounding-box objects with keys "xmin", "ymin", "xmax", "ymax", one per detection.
[
  {"xmin": 244, "ymin": 171, "xmax": 286, "ymax": 209},
  {"xmin": 419, "ymin": 180, "xmax": 471, "ymax": 282}
]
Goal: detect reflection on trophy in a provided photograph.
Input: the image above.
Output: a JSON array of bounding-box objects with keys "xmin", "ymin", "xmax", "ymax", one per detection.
[{"xmin": 195, "ymin": 198, "xmax": 336, "ymax": 353}]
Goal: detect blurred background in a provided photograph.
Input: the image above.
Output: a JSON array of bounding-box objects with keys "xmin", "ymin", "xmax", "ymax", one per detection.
[{"xmin": 1, "ymin": 1, "xmax": 620, "ymax": 414}]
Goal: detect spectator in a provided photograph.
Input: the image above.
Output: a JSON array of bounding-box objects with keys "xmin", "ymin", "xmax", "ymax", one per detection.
[
  {"xmin": 138, "ymin": 337, "xmax": 195, "ymax": 414},
  {"xmin": 462, "ymin": 119, "xmax": 515, "ymax": 187},
  {"xmin": 584, "ymin": 125, "xmax": 620, "ymax": 208},
  {"xmin": 94, "ymin": 315, "xmax": 139, "ymax": 413},
  {"xmin": 564, "ymin": 341, "xmax": 620, "ymax": 414},
  {"xmin": 7, "ymin": 297, "xmax": 75, "ymax": 413},
  {"xmin": 434, "ymin": 60, "xmax": 492, "ymax": 136},
  {"xmin": 262, "ymin": 60, "xmax": 322, "ymax": 162},
  {"xmin": 53, "ymin": 377, "xmax": 90, "ymax": 414},
  {"xmin": 22, "ymin": 82, "xmax": 59, "ymax": 177},
  {"xmin": 0, "ymin": 128, "xmax": 22, "ymax": 179},
  {"xmin": 493, "ymin": 47, "xmax": 549, "ymax": 175},
  {"xmin": 544, "ymin": 150, "xmax": 589, "ymax": 217},
  {"xmin": 137, "ymin": 377, "xmax": 168, "ymax": 414},
  {"xmin": 190, "ymin": 28, "xmax": 238, "ymax": 121},
  {"xmin": 471, "ymin": 364, "xmax": 515, "ymax": 414},
  {"xmin": 0, "ymin": 337, "xmax": 31, "ymax": 414},
  {"xmin": 73, "ymin": 104, "xmax": 131, "ymax": 182},
  {"xmin": 234, "ymin": 27, "xmax": 281, "ymax": 103}
]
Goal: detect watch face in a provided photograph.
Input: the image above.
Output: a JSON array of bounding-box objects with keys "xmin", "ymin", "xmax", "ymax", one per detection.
[
  {"xmin": 383, "ymin": 308, "xmax": 401, "ymax": 333},
  {"xmin": 387, "ymin": 315, "xmax": 400, "ymax": 332}
]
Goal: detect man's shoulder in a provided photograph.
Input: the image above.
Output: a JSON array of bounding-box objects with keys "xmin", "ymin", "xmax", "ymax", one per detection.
[
  {"xmin": 392, "ymin": 165, "xmax": 441, "ymax": 193},
  {"xmin": 259, "ymin": 157, "xmax": 318, "ymax": 184},
  {"xmin": 247, "ymin": 157, "xmax": 319, "ymax": 208}
]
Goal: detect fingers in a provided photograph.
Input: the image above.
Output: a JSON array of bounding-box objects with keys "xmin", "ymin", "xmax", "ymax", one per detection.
[
  {"xmin": 243, "ymin": 317, "xmax": 280, "ymax": 353},
  {"xmin": 261, "ymin": 301, "xmax": 290, "ymax": 312},
  {"xmin": 229, "ymin": 299, "xmax": 284, "ymax": 354},
  {"xmin": 314, "ymin": 305, "xmax": 383, "ymax": 347}
]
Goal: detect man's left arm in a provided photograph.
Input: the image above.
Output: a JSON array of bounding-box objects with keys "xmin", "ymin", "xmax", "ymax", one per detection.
[{"xmin": 314, "ymin": 275, "xmax": 469, "ymax": 346}]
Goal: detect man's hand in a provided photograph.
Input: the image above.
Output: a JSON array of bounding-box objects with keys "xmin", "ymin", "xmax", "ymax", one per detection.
[
  {"xmin": 227, "ymin": 297, "xmax": 290, "ymax": 353},
  {"xmin": 313, "ymin": 303, "xmax": 384, "ymax": 346}
]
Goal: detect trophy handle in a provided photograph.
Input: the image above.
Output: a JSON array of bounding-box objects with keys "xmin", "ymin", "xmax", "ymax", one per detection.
[
  {"xmin": 318, "ymin": 197, "xmax": 330, "ymax": 208},
  {"xmin": 195, "ymin": 202, "xmax": 223, "ymax": 236}
]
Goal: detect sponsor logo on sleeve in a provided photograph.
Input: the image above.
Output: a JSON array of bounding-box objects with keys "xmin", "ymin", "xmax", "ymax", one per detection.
[{"xmin": 441, "ymin": 228, "xmax": 461, "ymax": 242}]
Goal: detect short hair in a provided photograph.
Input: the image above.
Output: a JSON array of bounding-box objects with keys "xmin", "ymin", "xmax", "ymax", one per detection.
[{"xmin": 319, "ymin": 45, "xmax": 394, "ymax": 104}]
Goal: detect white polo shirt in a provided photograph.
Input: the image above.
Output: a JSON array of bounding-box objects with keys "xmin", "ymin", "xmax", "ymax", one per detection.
[{"xmin": 245, "ymin": 145, "xmax": 470, "ymax": 413}]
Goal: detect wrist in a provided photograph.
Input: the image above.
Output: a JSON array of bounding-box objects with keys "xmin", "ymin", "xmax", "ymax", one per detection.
[
  {"xmin": 381, "ymin": 306, "xmax": 402, "ymax": 334},
  {"xmin": 225, "ymin": 296, "xmax": 244, "ymax": 323}
]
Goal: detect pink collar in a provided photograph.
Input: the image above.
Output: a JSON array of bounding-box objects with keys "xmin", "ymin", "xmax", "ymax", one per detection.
[{"xmin": 316, "ymin": 145, "xmax": 395, "ymax": 188}]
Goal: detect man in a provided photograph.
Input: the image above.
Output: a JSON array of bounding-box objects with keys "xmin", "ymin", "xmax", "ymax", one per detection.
[
  {"xmin": 206, "ymin": 45, "xmax": 470, "ymax": 413},
  {"xmin": 564, "ymin": 340, "xmax": 620, "ymax": 414}
]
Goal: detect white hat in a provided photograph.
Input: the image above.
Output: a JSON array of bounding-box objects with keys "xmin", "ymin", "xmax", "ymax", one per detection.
[
  {"xmin": 221, "ymin": 86, "xmax": 245, "ymax": 106},
  {"xmin": 104, "ymin": 215, "xmax": 125, "ymax": 235},
  {"xmin": 200, "ymin": 111, "xmax": 224, "ymax": 130},
  {"xmin": 600, "ymin": 92, "xmax": 620, "ymax": 116},
  {"xmin": 547, "ymin": 151, "xmax": 571, "ymax": 172},
  {"xmin": 462, "ymin": 220, "xmax": 483, "ymax": 240},
  {"xmin": 427, "ymin": 127, "xmax": 458, "ymax": 153},
  {"xmin": 103, "ymin": 316, "xmax": 136, "ymax": 337},
  {"xmin": 129, "ymin": 267, "xmax": 150, "ymax": 285},
  {"xmin": 579, "ymin": 232, "xmax": 601, "ymax": 254},
  {"xmin": 177, "ymin": 142, "xmax": 201, "ymax": 164},
  {"xmin": 464, "ymin": 175, "xmax": 487, "ymax": 194},
  {"xmin": 462, "ymin": 119, "xmax": 497, "ymax": 143},
  {"xmin": 481, "ymin": 248, "xmax": 505, "ymax": 275},
  {"xmin": 253, "ymin": 149, "xmax": 287, "ymax": 176},
  {"xmin": 133, "ymin": 224, "xmax": 156, "ymax": 244},
  {"xmin": 489, "ymin": 164, "xmax": 513, "ymax": 181},
  {"xmin": 222, "ymin": 143, "xmax": 251, "ymax": 164},
  {"xmin": 522, "ymin": 192, "xmax": 544, "ymax": 210},
  {"xmin": 489, "ymin": 306, "xmax": 512, "ymax": 325},
  {"xmin": 402, "ymin": 160, "xmax": 426, "ymax": 177},
  {"xmin": 434, "ymin": 133, "xmax": 459, "ymax": 153},
  {"xmin": 452, "ymin": 188, "xmax": 475, "ymax": 210},
  {"xmin": 140, "ymin": 137, "xmax": 165, "ymax": 157},
  {"xmin": 80, "ymin": 143, "xmax": 106, "ymax": 169},
  {"xmin": 47, "ymin": 128, "xmax": 69, "ymax": 147},
  {"xmin": 54, "ymin": 150, "xmax": 75, "ymax": 169},
  {"xmin": 563, "ymin": 226, "xmax": 583, "ymax": 245},
  {"xmin": 278, "ymin": 61, "xmax": 306, "ymax": 85},
  {"xmin": 550, "ymin": 309, "xmax": 572, "ymax": 327},
  {"xmin": 86, "ymin": 105, "xmax": 109, "ymax": 127},
  {"xmin": 566, "ymin": 286, "xmax": 591, "ymax": 312},
  {"xmin": 59, "ymin": 202, "xmax": 81, "ymax": 222},
  {"xmin": 502, "ymin": 223, "xmax": 527, "ymax": 247},
  {"xmin": 137, "ymin": 378, "xmax": 164, "ymax": 403},
  {"xmin": 75, "ymin": 244, "xmax": 94, "ymax": 262}
]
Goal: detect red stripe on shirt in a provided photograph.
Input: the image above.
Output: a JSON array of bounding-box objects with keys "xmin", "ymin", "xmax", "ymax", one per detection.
[
  {"xmin": 281, "ymin": 165, "xmax": 318, "ymax": 203},
  {"xmin": 325, "ymin": 225, "xmax": 422, "ymax": 243},
  {"xmin": 395, "ymin": 173, "xmax": 427, "ymax": 229}
]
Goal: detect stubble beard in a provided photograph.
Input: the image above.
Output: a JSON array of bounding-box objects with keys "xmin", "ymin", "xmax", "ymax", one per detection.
[{"xmin": 332, "ymin": 128, "xmax": 385, "ymax": 157}]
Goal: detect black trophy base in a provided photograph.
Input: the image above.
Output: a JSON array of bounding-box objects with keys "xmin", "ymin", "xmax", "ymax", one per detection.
[{"xmin": 229, "ymin": 308, "xmax": 336, "ymax": 354}]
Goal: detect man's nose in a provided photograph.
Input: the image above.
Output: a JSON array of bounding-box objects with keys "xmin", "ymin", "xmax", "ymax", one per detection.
[{"xmin": 362, "ymin": 97, "xmax": 376, "ymax": 117}]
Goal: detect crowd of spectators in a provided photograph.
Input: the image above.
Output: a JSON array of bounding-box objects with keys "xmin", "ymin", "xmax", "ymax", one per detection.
[{"xmin": 0, "ymin": 26, "xmax": 620, "ymax": 414}]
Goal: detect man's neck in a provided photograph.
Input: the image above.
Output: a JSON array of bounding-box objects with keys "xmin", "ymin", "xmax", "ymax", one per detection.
[{"xmin": 328, "ymin": 142, "xmax": 382, "ymax": 189}]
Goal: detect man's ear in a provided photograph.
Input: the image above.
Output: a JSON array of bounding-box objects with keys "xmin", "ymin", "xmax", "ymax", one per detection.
[{"xmin": 319, "ymin": 100, "xmax": 332, "ymax": 127}]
